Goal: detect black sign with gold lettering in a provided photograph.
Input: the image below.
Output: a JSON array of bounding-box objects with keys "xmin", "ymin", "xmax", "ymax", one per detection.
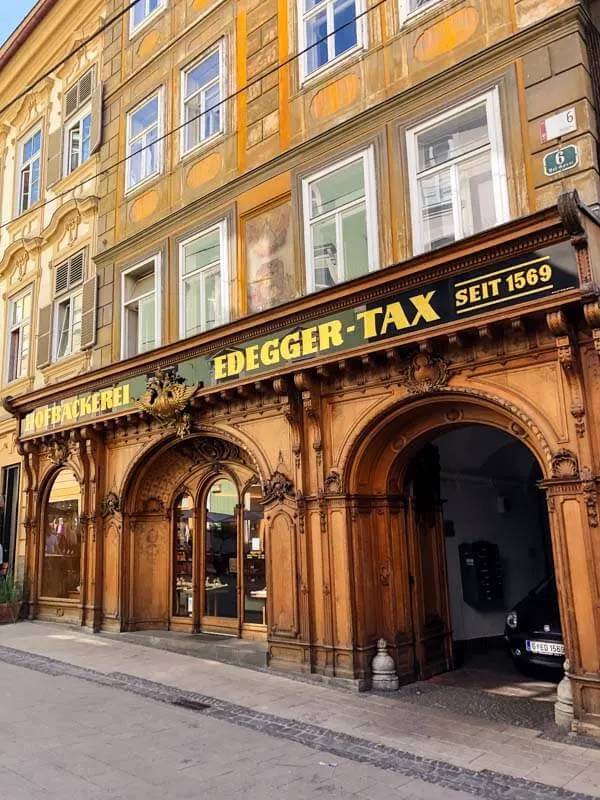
[{"xmin": 21, "ymin": 242, "xmax": 579, "ymax": 437}]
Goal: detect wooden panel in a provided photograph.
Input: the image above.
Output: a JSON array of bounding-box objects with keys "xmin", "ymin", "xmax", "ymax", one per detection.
[
  {"xmin": 102, "ymin": 518, "xmax": 120, "ymax": 619},
  {"xmin": 329, "ymin": 507, "xmax": 352, "ymax": 648},
  {"xmin": 267, "ymin": 510, "xmax": 298, "ymax": 638},
  {"xmin": 132, "ymin": 517, "xmax": 169, "ymax": 626}
]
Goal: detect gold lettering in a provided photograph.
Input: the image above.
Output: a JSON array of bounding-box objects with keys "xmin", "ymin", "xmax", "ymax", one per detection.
[
  {"xmin": 318, "ymin": 320, "xmax": 343, "ymax": 351},
  {"xmin": 468, "ymin": 285, "xmax": 481, "ymax": 303},
  {"xmin": 246, "ymin": 345, "xmax": 260, "ymax": 371},
  {"xmin": 91, "ymin": 393, "xmax": 101, "ymax": 413},
  {"xmin": 100, "ymin": 390, "xmax": 114, "ymax": 411},
  {"xmin": 214, "ymin": 355, "xmax": 228, "ymax": 380},
  {"xmin": 260, "ymin": 339, "xmax": 280, "ymax": 366},
  {"xmin": 280, "ymin": 332, "xmax": 301, "ymax": 360},
  {"xmin": 113, "ymin": 387, "xmax": 123, "ymax": 407},
  {"xmin": 63, "ymin": 402, "xmax": 74, "ymax": 421},
  {"xmin": 301, "ymin": 327, "xmax": 318, "ymax": 356},
  {"xmin": 122, "ymin": 384, "xmax": 131, "ymax": 405},
  {"xmin": 35, "ymin": 410, "xmax": 45, "ymax": 429},
  {"xmin": 226, "ymin": 351, "xmax": 245, "ymax": 377},
  {"xmin": 380, "ymin": 302, "xmax": 411, "ymax": 335},
  {"xmin": 455, "ymin": 288, "xmax": 469, "ymax": 308},
  {"xmin": 51, "ymin": 406, "xmax": 62, "ymax": 425},
  {"xmin": 23, "ymin": 414, "xmax": 34, "ymax": 434},
  {"xmin": 356, "ymin": 307, "xmax": 383, "ymax": 338},
  {"xmin": 410, "ymin": 291, "xmax": 440, "ymax": 325}
]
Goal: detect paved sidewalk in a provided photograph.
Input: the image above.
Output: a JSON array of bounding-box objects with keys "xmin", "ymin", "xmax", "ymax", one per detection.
[{"xmin": 2, "ymin": 622, "xmax": 600, "ymax": 797}]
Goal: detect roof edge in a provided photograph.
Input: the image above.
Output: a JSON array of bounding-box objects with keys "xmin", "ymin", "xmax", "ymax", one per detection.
[{"xmin": 0, "ymin": 0, "xmax": 60, "ymax": 72}]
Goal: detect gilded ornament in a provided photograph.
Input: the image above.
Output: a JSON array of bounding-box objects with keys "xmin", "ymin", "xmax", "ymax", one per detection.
[{"xmin": 137, "ymin": 368, "xmax": 198, "ymax": 438}]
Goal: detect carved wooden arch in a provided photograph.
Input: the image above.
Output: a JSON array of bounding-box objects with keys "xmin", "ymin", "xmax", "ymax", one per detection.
[
  {"xmin": 342, "ymin": 389, "xmax": 557, "ymax": 496},
  {"xmin": 121, "ymin": 427, "xmax": 269, "ymax": 515}
]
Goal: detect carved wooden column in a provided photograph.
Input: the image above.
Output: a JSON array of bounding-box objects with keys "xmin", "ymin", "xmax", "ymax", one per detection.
[
  {"xmin": 17, "ymin": 441, "xmax": 40, "ymax": 618},
  {"xmin": 79, "ymin": 427, "xmax": 105, "ymax": 631},
  {"xmin": 540, "ymin": 450, "xmax": 600, "ymax": 735}
]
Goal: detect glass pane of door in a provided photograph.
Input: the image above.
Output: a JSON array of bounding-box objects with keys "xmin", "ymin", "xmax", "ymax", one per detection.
[
  {"xmin": 243, "ymin": 484, "xmax": 266, "ymax": 625},
  {"xmin": 173, "ymin": 494, "xmax": 194, "ymax": 617},
  {"xmin": 42, "ymin": 470, "xmax": 81, "ymax": 599},
  {"xmin": 205, "ymin": 479, "xmax": 238, "ymax": 618}
]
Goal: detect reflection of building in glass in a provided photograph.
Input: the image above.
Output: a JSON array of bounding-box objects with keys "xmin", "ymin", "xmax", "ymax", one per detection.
[{"xmin": 42, "ymin": 470, "xmax": 81, "ymax": 600}]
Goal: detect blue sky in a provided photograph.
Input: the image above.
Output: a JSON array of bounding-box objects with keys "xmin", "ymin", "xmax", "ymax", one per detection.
[{"xmin": 0, "ymin": 1, "xmax": 39, "ymax": 46}]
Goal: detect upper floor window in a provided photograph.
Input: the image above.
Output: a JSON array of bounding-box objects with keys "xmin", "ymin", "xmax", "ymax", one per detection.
[
  {"xmin": 302, "ymin": 148, "xmax": 378, "ymax": 292},
  {"xmin": 406, "ymin": 88, "xmax": 509, "ymax": 254},
  {"xmin": 18, "ymin": 129, "xmax": 42, "ymax": 214},
  {"xmin": 64, "ymin": 69, "xmax": 94, "ymax": 175},
  {"xmin": 181, "ymin": 45, "xmax": 223, "ymax": 156},
  {"xmin": 122, "ymin": 255, "xmax": 161, "ymax": 358},
  {"xmin": 130, "ymin": 0, "xmax": 167, "ymax": 35},
  {"xmin": 403, "ymin": 0, "xmax": 442, "ymax": 19},
  {"xmin": 6, "ymin": 289, "xmax": 32, "ymax": 383},
  {"xmin": 180, "ymin": 222, "xmax": 228, "ymax": 339},
  {"xmin": 300, "ymin": 0, "xmax": 363, "ymax": 80},
  {"xmin": 126, "ymin": 91, "xmax": 162, "ymax": 191},
  {"xmin": 54, "ymin": 251, "xmax": 85, "ymax": 360}
]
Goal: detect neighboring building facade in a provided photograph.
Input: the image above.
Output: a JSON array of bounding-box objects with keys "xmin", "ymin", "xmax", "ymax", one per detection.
[
  {"xmin": 0, "ymin": 0, "xmax": 105, "ymax": 581},
  {"xmin": 4, "ymin": 0, "xmax": 600, "ymax": 734}
]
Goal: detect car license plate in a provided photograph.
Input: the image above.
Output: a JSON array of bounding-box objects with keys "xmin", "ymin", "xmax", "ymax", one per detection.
[{"xmin": 526, "ymin": 640, "xmax": 564, "ymax": 656}]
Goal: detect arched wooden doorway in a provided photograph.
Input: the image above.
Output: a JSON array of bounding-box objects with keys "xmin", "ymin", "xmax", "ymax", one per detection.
[
  {"xmin": 345, "ymin": 394, "xmax": 562, "ymax": 685},
  {"xmin": 122, "ymin": 435, "xmax": 267, "ymax": 638}
]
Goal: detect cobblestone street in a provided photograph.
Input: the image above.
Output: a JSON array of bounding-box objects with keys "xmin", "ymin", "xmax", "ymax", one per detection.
[{"xmin": 2, "ymin": 624, "xmax": 600, "ymax": 798}]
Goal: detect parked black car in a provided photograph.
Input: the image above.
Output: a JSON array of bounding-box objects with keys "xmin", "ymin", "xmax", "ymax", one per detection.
[{"xmin": 504, "ymin": 577, "xmax": 564, "ymax": 671}]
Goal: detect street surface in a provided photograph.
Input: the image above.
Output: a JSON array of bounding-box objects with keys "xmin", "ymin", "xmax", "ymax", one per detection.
[{"xmin": 1, "ymin": 622, "xmax": 600, "ymax": 799}]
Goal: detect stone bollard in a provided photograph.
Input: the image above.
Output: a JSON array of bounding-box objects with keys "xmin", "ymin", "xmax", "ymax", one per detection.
[
  {"xmin": 555, "ymin": 658, "xmax": 574, "ymax": 729},
  {"xmin": 371, "ymin": 638, "xmax": 399, "ymax": 691}
]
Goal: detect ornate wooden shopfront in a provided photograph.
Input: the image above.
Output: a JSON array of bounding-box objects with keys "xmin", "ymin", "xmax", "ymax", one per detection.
[{"xmin": 6, "ymin": 191, "xmax": 600, "ymax": 733}]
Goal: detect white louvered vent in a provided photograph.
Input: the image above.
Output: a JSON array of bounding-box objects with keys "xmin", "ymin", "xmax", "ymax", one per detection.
[
  {"xmin": 65, "ymin": 85, "xmax": 79, "ymax": 117},
  {"xmin": 55, "ymin": 261, "xmax": 70, "ymax": 295},
  {"xmin": 55, "ymin": 251, "xmax": 86, "ymax": 296},
  {"xmin": 78, "ymin": 69, "xmax": 93, "ymax": 104}
]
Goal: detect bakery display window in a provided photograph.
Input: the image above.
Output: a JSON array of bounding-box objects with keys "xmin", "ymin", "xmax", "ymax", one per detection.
[
  {"xmin": 243, "ymin": 483, "xmax": 266, "ymax": 625},
  {"xmin": 41, "ymin": 469, "xmax": 82, "ymax": 599},
  {"xmin": 173, "ymin": 493, "xmax": 194, "ymax": 617},
  {"xmin": 205, "ymin": 478, "xmax": 238, "ymax": 618}
]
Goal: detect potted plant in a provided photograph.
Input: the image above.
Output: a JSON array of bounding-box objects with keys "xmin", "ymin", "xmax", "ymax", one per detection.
[{"xmin": 0, "ymin": 571, "xmax": 24, "ymax": 624}]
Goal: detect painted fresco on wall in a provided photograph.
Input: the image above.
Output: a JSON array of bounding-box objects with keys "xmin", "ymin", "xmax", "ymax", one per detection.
[{"xmin": 245, "ymin": 201, "xmax": 295, "ymax": 314}]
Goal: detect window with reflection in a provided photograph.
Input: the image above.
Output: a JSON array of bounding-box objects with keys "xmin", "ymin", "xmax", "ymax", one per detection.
[
  {"xmin": 42, "ymin": 470, "xmax": 81, "ymax": 599},
  {"xmin": 205, "ymin": 479, "xmax": 238, "ymax": 618},
  {"xmin": 173, "ymin": 494, "xmax": 194, "ymax": 617},
  {"xmin": 243, "ymin": 483, "xmax": 266, "ymax": 625}
]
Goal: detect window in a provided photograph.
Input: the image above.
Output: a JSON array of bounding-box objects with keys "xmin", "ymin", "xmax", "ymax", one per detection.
[
  {"xmin": 403, "ymin": 0, "xmax": 442, "ymax": 19},
  {"xmin": 303, "ymin": 148, "xmax": 378, "ymax": 292},
  {"xmin": 181, "ymin": 46, "xmax": 223, "ymax": 155},
  {"xmin": 41, "ymin": 469, "xmax": 81, "ymax": 599},
  {"xmin": 126, "ymin": 92, "xmax": 162, "ymax": 190},
  {"xmin": 122, "ymin": 255, "xmax": 161, "ymax": 358},
  {"xmin": 406, "ymin": 89, "xmax": 509, "ymax": 254},
  {"xmin": 205, "ymin": 478, "xmax": 238, "ymax": 619},
  {"xmin": 6, "ymin": 289, "xmax": 32, "ymax": 383},
  {"xmin": 180, "ymin": 223, "xmax": 228, "ymax": 338},
  {"xmin": 130, "ymin": 0, "xmax": 167, "ymax": 34},
  {"xmin": 173, "ymin": 494, "xmax": 194, "ymax": 618},
  {"xmin": 63, "ymin": 69, "xmax": 94, "ymax": 175},
  {"xmin": 18, "ymin": 129, "xmax": 42, "ymax": 213},
  {"xmin": 300, "ymin": 0, "xmax": 363, "ymax": 79},
  {"xmin": 53, "ymin": 252, "xmax": 85, "ymax": 361}
]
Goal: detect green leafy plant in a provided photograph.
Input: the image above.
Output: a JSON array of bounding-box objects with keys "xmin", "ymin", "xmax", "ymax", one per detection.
[{"xmin": 0, "ymin": 571, "xmax": 24, "ymax": 623}]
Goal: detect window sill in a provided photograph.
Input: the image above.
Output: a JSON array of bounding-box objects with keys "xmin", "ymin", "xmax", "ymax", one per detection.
[
  {"xmin": 52, "ymin": 156, "xmax": 100, "ymax": 194},
  {"xmin": 125, "ymin": 171, "xmax": 163, "ymax": 200},
  {"xmin": 299, "ymin": 44, "xmax": 365, "ymax": 90},
  {"xmin": 7, "ymin": 201, "xmax": 44, "ymax": 233},
  {"xmin": 128, "ymin": 5, "xmax": 168, "ymax": 41},
  {"xmin": 180, "ymin": 131, "xmax": 226, "ymax": 165},
  {"xmin": 42, "ymin": 351, "xmax": 90, "ymax": 385}
]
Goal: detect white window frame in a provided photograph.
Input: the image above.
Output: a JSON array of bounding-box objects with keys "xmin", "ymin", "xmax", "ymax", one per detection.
[
  {"xmin": 406, "ymin": 88, "xmax": 510, "ymax": 256},
  {"xmin": 180, "ymin": 42, "xmax": 226, "ymax": 158},
  {"xmin": 53, "ymin": 289, "xmax": 83, "ymax": 361},
  {"xmin": 121, "ymin": 254, "xmax": 162, "ymax": 359},
  {"xmin": 17, "ymin": 127, "xmax": 42, "ymax": 215},
  {"xmin": 129, "ymin": 0, "xmax": 167, "ymax": 37},
  {"xmin": 5, "ymin": 288, "xmax": 32, "ymax": 383},
  {"xmin": 126, "ymin": 89, "xmax": 164, "ymax": 193},
  {"xmin": 64, "ymin": 104, "xmax": 92, "ymax": 176},
  {"xmin": 298, "ymin": 0, "xmax": 366, "ymax": 84},
  {"xmin": 178, "ymin": 220, "xmax": 229, "ymax": 339},
  {"xmin": 400, "ymin": 0, "xmax": 444, "ymax": 24},
  {"xmin": 302, "ymin": 146, "xmax": 379, "ymax": 294}
]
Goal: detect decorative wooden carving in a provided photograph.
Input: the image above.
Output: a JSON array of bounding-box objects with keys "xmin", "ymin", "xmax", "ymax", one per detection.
[
  {"xmin": 546, "ymin": 311, "xmax": 585, "ymax": 437},
  {"xmin": 325, "ymin": 469, "xmax": 342, "ymax": 493},
  {"xmin": 48, "ymin": 440, "xmax": 69, "ymax": 466},
  {"xmin": 551, "ymin": 449, "xmax": 579, "ymax": 479},
  {"xmin": 142, "ymin": 496, "xmax": 165, "ymax": 513},
  {"xmin": 101, "ymin": 492, "xmax": 120, "ymax": 517},
  {"xmin": 137, "ymin": 368, "xmax": 198, "ymax": 438},
  {"xmin": 580, "ymin": 467, "xmax": 599, "ymax": 528},
  {"xmin": 263, "ymin": 471, "xmax": 294, "ymax": 503},
  {"xmin": 402, "ymin": 351, "xmax": 449, "ymax": 394}
]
